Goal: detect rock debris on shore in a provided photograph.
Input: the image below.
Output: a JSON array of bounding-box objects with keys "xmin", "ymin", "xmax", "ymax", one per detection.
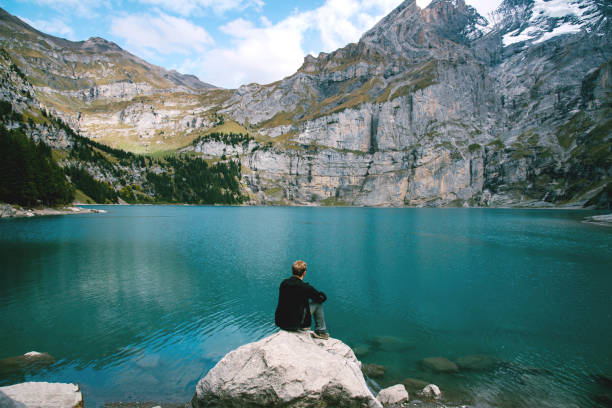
[{"xmin": 0, "ymin": 203, "xmax": 105, "ymax": 218}]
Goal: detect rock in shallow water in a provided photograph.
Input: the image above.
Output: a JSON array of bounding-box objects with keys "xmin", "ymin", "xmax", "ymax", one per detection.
[
  {"xmin": 368, "ymin": 336, "xmax": 412, "ymax": 353},
  {"xmin": 400, "ymin": 378, "xmax": 429, "ymax": 392},
  {"xmin": 362, "ymin": 363, "xmax": 386, "ymax": 379},
  {"xmin": 191, "ymin": 330, "xmax": 382, "ymax": 407},
  {"xmin": 420, "ymin": 384, "xmax": 442, "ymax": 399},
  {"xmin": 454, "ymin": 354, "xmax": 497, "ymax": 371},
  {"xmin": 0, "ymin": 352, "xmax": 55, "ymax": 377},
  {"xmin": 352, "ymin": 343, "xmax": 372, "ymax": 358},
  {"xmin": 421, "ymin": 357, "xmax": 459, "ymax": 373},
  {"xmin": 376, "ymin": 384, "xmax": 409, "ymax": 407},
  {"xmin": 594, "ymin": 374, "xmax": 612, "ymax": 388}
]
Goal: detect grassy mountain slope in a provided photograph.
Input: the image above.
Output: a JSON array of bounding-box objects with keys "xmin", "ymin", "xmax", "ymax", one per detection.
[
  {"xmin": 0, "ymin": 7, "xmax": 232, "ymax": 154},
  {"xmin": 0, "ymin": 48, "xmax": 245, "ymax": 207}
]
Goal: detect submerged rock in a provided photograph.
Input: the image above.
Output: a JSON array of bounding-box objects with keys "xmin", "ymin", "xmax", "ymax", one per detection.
[
  {"xmin": 0, "ymin": 352, "xmax": 55, "ymax": 376},
  {"xmin": 0, "ymin": 382, "xmax": 83, "ymax": 408},
  {"xmin": 594, "ymin": 374, "xmax": 612, "ymax": 388},
  {"xmin": 362, "ymin": 364, "xmax": 386, "ymax": 379},
  {"xmin": 352, "ymin": 343, "xmax": 372, "ymax": 358},
  {"xmin": 421, "ymin": 357, "xmax": 459, "ymax": 373},
  {"xmin": 593, "ymin": 393, "xmax": 612, "ymax": 406},
  {"xmin": 368, "ymin": 336, "xmax": 412, "ymax": 353},
  {"xmin": 191, "ymin": 330, "xmax": 382, "ymax": 408},
  {"xmin": 455, "ymin": 354, "xmax": 497, "ymax": 371},
  {"xmin": 376, "ymin": 384, "xmax": 409, "ymax": 407},
  {"xmin": 400, "ymin": 378, "xmax": 429, "ymax": 393}
]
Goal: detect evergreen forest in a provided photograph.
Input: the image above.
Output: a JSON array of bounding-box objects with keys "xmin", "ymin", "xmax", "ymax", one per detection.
[{"xmin": 0, "ymin": 114, "xmax": 246, "ymax": 207}]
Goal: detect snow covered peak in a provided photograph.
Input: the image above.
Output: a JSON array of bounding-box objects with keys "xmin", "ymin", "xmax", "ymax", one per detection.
[{"xmin": 500, "ymin": 0, "xmax": 604, "ymax": 47}]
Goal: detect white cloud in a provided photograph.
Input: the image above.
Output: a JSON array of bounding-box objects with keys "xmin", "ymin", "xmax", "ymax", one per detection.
[
  {"xmin": 183, "ymin": 0, "xmax": 402, "ymax": 88},
  {"xmin": 135, "ymin": 0, "xmax": 264, "ymax": 16},
  {"xmin": 312, "ymin": 0, "xmax": 402, "ymax": 51},
  {"xmin": 20, "ymin": 16, "xmax": 76, "ymax": 40},
  {"xmin": 110, "ymin": 12, "xmax": 213, "ymax": 56},
  {"xmin": 182, "ymin": 13, "xmax": 310, "ymax": 88}
]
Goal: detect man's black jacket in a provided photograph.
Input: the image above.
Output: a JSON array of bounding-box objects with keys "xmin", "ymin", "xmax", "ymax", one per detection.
[{"xmin": 275, "ymin": 276, "xmax": 326, "ymax": 330}]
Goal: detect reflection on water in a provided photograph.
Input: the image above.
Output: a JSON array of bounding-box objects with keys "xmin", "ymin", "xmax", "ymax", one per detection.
[{"xmin": 1, "ymin": 206, "xmax": 611, "ymax": 407}]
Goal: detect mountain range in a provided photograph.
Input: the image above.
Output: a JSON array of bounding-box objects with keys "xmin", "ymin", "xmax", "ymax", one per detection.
[{"xmin": 0, "ymin": 0, "xmax": 610, "ymax": 208}]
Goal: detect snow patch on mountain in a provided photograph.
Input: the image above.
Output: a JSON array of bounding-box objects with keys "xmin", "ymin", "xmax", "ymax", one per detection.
[
  {"xmin": 533, "ymin": 21, "xmax": 581, "ymax": 43},
  {"xmin": 502, "ymin": 0, "xmax": 601, "ymax": 46}
]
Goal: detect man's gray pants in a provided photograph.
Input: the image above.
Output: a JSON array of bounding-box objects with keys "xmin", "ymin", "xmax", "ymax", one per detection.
[{"xmin": 308, "ymin": 302, "xmax": 326, "ymax": 333}]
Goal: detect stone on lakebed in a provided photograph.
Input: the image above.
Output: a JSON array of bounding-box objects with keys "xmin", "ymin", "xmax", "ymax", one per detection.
[
  {"xmin": 368, "ymin": 336, "xmax": 412, "ymax": 353},
  {"xmin": 421, "ymin": 357, "xmax": 459, "ymax": 373},
  {"xmin": 454, "ymin": 354, "xmax": 497, "ymax": 371},
  {"xmin": 400, "ymin": 378, "xmax": 429, "ymax": 392},
  {"xmin": 351, "ymin": 343, "xmax": 372, "ymax": 358},
  {"xmin": 362, "ymin": 363, "xmax": 386, "ymax": 378},
  {"xmin": 0, "ymin": 352, "xmax": 55, "ymax": 376},
  {"xmin": 191, "ymin": 330, "xmax": 382, "ymax": 407}
]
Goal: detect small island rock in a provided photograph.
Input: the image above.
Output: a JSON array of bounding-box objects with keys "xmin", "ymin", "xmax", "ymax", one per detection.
[{"xmin": 192, "ymin": 330, "xmax": 382, "ymax": 408}]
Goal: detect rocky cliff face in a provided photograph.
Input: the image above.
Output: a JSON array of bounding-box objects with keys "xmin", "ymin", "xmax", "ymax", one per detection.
[
  {"xmin": 212, "ymin": 0, "xmax": 610, "ymax": 207},
  {"xmin": 1, "ymin": 0, "xmax": 610, "ymax": 207},
  {"xmin": 0, "ymin": 48, "xmax": 244, "ymax": 207},
  {"xmin": 0, "ymin": 8, "xmax": 229, "ymax": 154}
]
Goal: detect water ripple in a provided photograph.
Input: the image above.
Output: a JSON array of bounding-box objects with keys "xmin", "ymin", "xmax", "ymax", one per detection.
[{"xmin": 1, "ymin": 206, "xmax": 611, "ymax": 407}]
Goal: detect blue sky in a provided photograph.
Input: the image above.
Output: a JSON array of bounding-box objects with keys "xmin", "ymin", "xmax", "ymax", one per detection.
[{"xmin": 1, "ymin": 0, "xmax": 503, "ymax": 88}]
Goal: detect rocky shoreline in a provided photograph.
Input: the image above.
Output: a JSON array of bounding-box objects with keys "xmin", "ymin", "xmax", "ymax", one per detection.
[
  {"xmin": 0, "ymin": 203, "xmax": 106, "ymax": 218},
  {"xmin": 3, "ymin": 336, "xmax": 611, "ymax": 407},
  {"xmin": 583, "ymin": 213, "xmax": 612, "ymax": 226}
]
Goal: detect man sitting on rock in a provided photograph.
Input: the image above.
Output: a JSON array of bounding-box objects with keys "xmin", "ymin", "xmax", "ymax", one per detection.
[{"xmin": 275, "ymin": 260, "xmax": 329, "ymax": 339}]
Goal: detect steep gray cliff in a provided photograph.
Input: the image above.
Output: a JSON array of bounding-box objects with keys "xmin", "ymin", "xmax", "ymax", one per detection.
[
  {"xmin": 0, "ymin": 0, "xmax": 609, "ymax": 207},
  {"xmin": 208, "ymin": 0, "xmax": 610, "ymax": 207}
]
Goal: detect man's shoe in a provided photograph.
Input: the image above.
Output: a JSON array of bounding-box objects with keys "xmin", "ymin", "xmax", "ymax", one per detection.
[{"xmin": 311, "ymin": 331, "xmax": 330, "ymax": 340}]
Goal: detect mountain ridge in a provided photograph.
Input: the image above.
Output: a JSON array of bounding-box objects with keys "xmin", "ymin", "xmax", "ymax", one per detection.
[
  {"xmin": 0, "ymin": 8, "xmax": 215, "ymax": 91},
  {"xmin": 0, "ymin": 6, "xmax": 232, "ymax": 153},
  {"xmin": 0, "ymin": 0, "xmax": 610, "ymax": 208}
]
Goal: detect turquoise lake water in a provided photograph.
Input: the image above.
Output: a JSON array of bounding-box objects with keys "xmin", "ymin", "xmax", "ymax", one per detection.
[{"xmin": 0, "ymin": 206, "xmax": 611, "ymax": 407}]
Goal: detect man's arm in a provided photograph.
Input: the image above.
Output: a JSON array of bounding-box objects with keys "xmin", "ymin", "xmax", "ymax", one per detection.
[{"xmin": 302, "ymin": 281, "xmax": 327, "ymax": 303}]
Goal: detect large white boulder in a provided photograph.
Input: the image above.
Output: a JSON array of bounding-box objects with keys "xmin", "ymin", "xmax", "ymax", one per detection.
[
  {"xmin": 192, "ymin": 330, "xmax": 382, "ymax": 408},
  {"xmin": 376, "ymin": 384, "xmax": 409, "ymax": 406},
  {"xmin": 0, "ymin": 382, "xmax": 83, "ymax": 408}
]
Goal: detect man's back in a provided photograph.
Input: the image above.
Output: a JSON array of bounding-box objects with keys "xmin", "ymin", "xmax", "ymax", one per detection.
[{"xmin": 275, "ymin": 276, "xmax": 322, "ymax": 330}]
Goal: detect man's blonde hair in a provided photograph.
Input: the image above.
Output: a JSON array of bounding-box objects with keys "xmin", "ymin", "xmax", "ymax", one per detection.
[{"xmin": 292, "ymin": 260, "xmax": 307, "ymax": 277}]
